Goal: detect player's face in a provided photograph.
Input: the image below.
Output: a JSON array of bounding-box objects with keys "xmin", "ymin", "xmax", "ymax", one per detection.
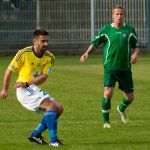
[
  {"xmin": 112, "ymin": 8, "xmax": 125, "ymax": 26},
  {"xmin": 33, "ymin": 35, "xmax": 49, "ymax": 53}
]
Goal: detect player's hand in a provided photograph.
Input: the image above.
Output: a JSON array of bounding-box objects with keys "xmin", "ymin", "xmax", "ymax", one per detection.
[
  {"xmin": 130, "ymin": 53, "xmax": 138, "ymax": 64},
  {"xmin": 15, "ymin": 81, "xmax": 26, "ymax": 88},
  {"xmin": 80, "ymin": 53, "xmax": 88, "ymax": 62},
  {"xmin": 0, "ymin": 89, "xmax": 8, "ymax": 99}
]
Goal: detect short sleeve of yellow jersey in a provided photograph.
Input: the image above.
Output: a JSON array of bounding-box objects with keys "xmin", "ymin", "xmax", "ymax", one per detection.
[
  {"xmin": 8, "ymin": 50, "xmax": 24, "ymax": 72},
  {"xmin": 42, "ymin": 51, "xmax": 55, "ymax": 75},
  {"xmin": 42, "ymin": 53, "xmax": 55, "ymax": 75}
]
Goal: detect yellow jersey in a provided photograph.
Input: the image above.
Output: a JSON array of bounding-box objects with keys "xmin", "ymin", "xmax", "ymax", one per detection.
[{"xmin": 8, "ymin": 46, "xmax": 55, "ymax": 82}]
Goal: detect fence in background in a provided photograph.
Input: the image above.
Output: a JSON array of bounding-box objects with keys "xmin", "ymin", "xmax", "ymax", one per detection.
[{"xmin": 0, "ymin": 0, "xmax": 149, "ymax": 52}]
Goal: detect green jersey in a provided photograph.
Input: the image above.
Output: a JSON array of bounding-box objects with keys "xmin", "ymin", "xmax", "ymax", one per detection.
[{"xmin": 91, "ymin": 23, "xmax": 139, "ymax": 71}]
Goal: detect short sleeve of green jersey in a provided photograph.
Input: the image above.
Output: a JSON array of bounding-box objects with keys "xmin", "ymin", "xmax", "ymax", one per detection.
[
  {"xmin": 130, "ymin": 27, "xmax": 139, "ymax": 48},
  {"xmin": 91, "ymin": 26, "xmax": 107, "ymax": 48},
  {"xmin": 8, "ymin": 50, "xmax": 24, "ymax": 72}
]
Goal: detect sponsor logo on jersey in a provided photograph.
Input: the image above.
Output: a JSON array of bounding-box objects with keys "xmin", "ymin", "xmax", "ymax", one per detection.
[{"xmin": 116, "ymin": 32, "xmax": 122, "ymax": 34}]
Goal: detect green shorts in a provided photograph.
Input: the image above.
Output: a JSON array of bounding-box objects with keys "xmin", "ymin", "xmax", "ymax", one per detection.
[{"xmin": 104, "ymin": 70, "xmax": 134, "ymax": 93}]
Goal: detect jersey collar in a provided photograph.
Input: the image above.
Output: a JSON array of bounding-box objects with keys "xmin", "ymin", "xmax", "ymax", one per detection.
[
  {"xmin": 32, "ymin": 46, "xmax": 44, "ymax": 58},
  {"xmin": 111, "ymin": 23, "xmax": 126, "ymax": 28}
]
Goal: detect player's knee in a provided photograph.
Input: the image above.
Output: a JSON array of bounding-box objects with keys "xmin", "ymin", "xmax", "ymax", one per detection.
[
  {"xmin": 60, "ymin": 105, "xmax": 64, "ymax": 114},
  {"xmin": 125, "ymin": 92, "xmax": 134, "ymax": 101},
  {"xmin": 41, "ymin": 99, "xmax": 64, "ymax": 115},
  {"xmin": 104, "ymin": 87, "xmax": 114, "ymax": 99},
  {"xmin": 47, "ymin": 103, "xmax": 55, "ymax": 111},
  {"xmin": 104, "ymin": 91, "xmax": 113, "ymax": 99},
  {"xmin": 56, "ymin": 102, "xmax": 64, "ymax": 116},
  {"xmin": 48, "ymin": 101, "xmax": 64, "ymax": 115},
  {"xmin": 40, "ymin": 100, "xmax": 56, "ymax": 111},
  {"xmin": 127, "ymin": 96, "xmax": 134, "ymax": 102}
]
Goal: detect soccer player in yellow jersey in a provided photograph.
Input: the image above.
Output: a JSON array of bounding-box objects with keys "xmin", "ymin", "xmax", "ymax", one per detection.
[{"xmin": 0, "ymin": 29, "xmax": 63, "ymax": 147}]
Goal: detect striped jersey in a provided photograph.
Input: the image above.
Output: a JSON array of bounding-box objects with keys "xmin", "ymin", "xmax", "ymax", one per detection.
[
  {"xmin": 8, "ymin": 46, "xmax": 55, "ymax": 82},
  {"xmin": 91, "ymin": 23, "xmax": 139, "ymax": 71}
]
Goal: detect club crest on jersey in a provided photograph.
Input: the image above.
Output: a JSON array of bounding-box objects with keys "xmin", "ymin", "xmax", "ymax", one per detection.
[{"xmin": 122, "ymin": 34, "xmax": 126, "ymax": 38}]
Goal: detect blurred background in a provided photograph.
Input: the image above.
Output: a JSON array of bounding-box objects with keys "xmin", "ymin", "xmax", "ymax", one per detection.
[{"xmin": 0, "ymin": 0, "xmax": 150, "ymax": 54}]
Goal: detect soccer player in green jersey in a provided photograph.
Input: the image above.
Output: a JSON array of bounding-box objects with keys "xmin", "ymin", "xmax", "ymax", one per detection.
[{"xmin": 80, "ymin": 5, "xmax": 139, "ymax": 128}]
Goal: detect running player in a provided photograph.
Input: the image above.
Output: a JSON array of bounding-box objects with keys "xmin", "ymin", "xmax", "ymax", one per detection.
[{"xmin": 80, "ymin": 5, "xmax": 139, "ymax": 128}]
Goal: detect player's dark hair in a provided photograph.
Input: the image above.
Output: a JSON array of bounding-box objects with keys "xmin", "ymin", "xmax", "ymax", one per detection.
[{"xmin": 33, "ymin": 29, "xmax": 49, "ymax": 38}]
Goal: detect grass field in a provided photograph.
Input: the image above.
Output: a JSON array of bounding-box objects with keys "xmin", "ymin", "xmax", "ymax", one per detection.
[{"xmin": 0, "ymin": 54, "xmax": 150, "ymax": 150}]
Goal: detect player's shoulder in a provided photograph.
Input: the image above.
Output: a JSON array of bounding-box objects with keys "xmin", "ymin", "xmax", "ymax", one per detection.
[
  {"xmin": 103, "ymin": 23, "xmax": 112, "ymax": 28},
  {"xmin": 124, "ymin": 24, "xmax": 135, "ymax": 30},
  {"xmin": 17, "ymin": 46, "xmax": 33, "ymax": 55},
  {"xmin": 45, "ymin": 50, "xmax": 55, "ymax": 59},
  {"xmin": 101, "ymin": 23, "xmax": 112, "ymax": 31},
  {"xmin": 124, "ymin": 24, "xmax": 137, "ymax": 35},
  {"xmin": 15, "ymin": 46, "xmax": 33, "ymax": 61}
]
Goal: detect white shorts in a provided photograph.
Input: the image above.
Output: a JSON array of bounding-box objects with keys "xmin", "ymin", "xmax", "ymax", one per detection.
[{"xmin": 16, "ymin": 84, "xmax": 55, "ymax": 112}]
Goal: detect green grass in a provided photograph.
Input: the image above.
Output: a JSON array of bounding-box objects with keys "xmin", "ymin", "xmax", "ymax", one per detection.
[{"xmin": 0, "ymin": 54, "xmax": 150, "ymax": 150}]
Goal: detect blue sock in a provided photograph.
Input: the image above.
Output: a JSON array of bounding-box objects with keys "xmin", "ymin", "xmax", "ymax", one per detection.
[
  {"xmin": 31, "ymin": 118, "xmax": 47, "ymax": 137},
  {"xmin": 44, "ymin": 110, "xmax": 58, "ymax": 143}
]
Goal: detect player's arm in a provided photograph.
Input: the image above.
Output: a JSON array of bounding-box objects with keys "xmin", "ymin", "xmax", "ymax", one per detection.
[
  {"xmin": 80, "ymin": 44, "xmax": 94, "ymax": 62},
  {"xmin": 80, "ymin": 26, "xmax": 106, "ymax": 63},
  {"xmin": 29, "ymin": 73, "xmax": 48, "ymax": 85},
  {"xmin": 15, "ymin": 73, "xmax": 48, "ymax": 88},
  {"xmin": 130, "ymin": 48, "xmax": 139, "ymax": 64},
  {"xmin": 130, "ymin": 27, "xmax": 139, "ymax": 64},
  {"xmin": 0, "ymin": 68, "xmax": 13, "ymax": 99}
]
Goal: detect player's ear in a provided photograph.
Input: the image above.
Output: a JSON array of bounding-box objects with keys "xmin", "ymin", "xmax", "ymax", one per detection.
[
  {"xmin": 33, "ymin": 38, "xmax": 36, "ymax": 44},
  {"xmin": 112, "ymin": 11, "xmax": 114, "ymax": 20},
  {"xmin": 112, "ymin": 14, "xmax": 114, "ymax": 21}
]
